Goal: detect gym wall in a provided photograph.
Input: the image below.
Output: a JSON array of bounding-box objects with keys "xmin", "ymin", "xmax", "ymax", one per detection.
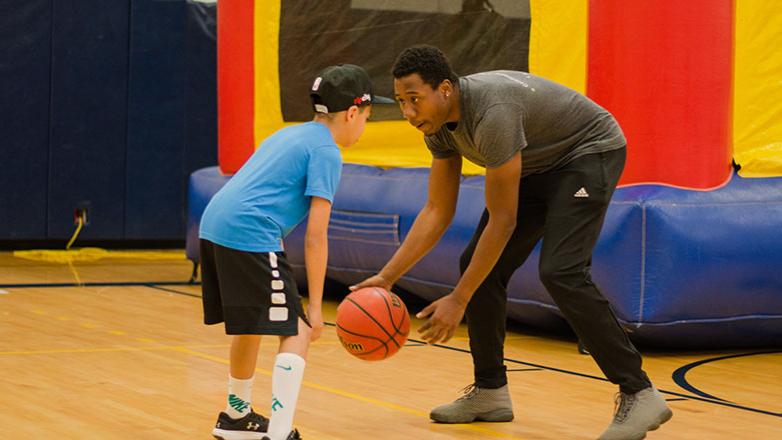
[{"xmin": 0, "ymin": 0, "xmax": 217, "ymax": 244}]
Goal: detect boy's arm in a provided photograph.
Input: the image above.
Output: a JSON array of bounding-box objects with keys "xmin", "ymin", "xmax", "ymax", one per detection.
[
  {"xmin": 304, "ymin": 196, "xmax": 332, "ymax": 341},
  {"xmin": 351, "ymin": 154, "xmax": 463, "ymax": 290}
]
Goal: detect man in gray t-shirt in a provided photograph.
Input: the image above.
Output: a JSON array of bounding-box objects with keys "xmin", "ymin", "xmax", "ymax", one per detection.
[
  {"xmin": 425, "ymin": 70, "xmax": 626, "ymax": 175},
  {"xmin": 352, "ymin": 46, "xmax": 672, "ymax": 440}
]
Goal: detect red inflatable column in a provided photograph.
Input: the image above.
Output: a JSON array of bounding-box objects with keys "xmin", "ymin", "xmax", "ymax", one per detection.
[
  {"xmin": 217, "ymin": 0, "xmax": 255, "ymax": 174},
  {"xmin": 587, "ymin": 1, "xmax": 735, "ymax": 189}
]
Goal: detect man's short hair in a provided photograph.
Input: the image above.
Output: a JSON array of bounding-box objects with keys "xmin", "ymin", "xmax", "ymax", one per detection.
[{"xmin": 392, "ymin": 45, "xmax": 459, "ymax": 90}]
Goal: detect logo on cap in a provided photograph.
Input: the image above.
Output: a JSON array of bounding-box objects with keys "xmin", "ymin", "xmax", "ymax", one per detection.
[
  {"xmin": 312, "ymin": 77, "xmax": 322, "ymax": 91},
  {"xmin": 353, "ymin": 93, "xmax": 371, "ymax": 105}
]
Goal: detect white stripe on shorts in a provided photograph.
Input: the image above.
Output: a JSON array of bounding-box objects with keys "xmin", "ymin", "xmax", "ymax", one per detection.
[{"xmin": 269, "ymin": 252, "xmax": 278, "ymax": 268}]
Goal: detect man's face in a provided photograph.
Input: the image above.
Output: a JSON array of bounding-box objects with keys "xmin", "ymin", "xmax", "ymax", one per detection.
[{"xmin": 394, "ymin": 73, "xmax": 451, "ymax": 135}]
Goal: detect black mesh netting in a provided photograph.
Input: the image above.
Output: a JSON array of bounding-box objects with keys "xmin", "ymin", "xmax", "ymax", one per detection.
[{"xmin": 278, "ymin": 0, "xmax": 530, "ymax": 121}]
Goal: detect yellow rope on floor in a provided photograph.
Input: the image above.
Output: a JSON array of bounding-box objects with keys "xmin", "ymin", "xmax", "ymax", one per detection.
[{"xmin": 13, "ymin": 248, "xmax": 186, "ymax": 264}]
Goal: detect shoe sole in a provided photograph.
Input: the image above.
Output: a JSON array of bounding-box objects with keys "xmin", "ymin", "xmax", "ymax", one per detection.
[
  {"xmin": 616, "ymin": 408, "xmax": 673, "ymax": 440},
  {"xmin": 430, "ymin": 408, "xmax": 515, "ymax": 424},
  {"xmin": 212, "ymin": 428, "xmax": 266, "ymax": 440},
  {"xmin": 648, "ymin": 408, "xmax": 673, "ymax": 432}
]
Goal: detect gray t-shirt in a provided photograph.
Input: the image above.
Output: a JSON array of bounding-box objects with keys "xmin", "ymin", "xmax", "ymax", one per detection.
[{"xmin": 425, "ymin": 71, "xmax": 626, "ymax": 176}]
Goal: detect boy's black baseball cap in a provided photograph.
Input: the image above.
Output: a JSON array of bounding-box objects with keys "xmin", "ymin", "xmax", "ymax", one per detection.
[{"xmin": 310, "ymin": 64, "xmax": 395, "ymax": 114}]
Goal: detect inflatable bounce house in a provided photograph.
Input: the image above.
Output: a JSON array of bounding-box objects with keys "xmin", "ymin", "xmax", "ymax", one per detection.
[{"xmin": 187, "ymin": 0, "xmax": 782, "ymax": 348}]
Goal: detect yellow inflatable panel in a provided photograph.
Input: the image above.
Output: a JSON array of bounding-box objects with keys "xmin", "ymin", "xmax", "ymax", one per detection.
[
  {"xmin": 254, "ymin": 0, "xmax": 283, "ymax": 142},
  {"xmin": 343, "ymin": 121, "xmax": 485, "ymax": 175},
  {"xmin": 529, "ymin": 0, "xmax": 587, "ymax": 94},
  {"xmin": 733, "ymin": 0, "xmax": 782, "ymax": 177},
  {"xmin": 253, "ymin": 120, "xmax": 486, "ymax": 176}
]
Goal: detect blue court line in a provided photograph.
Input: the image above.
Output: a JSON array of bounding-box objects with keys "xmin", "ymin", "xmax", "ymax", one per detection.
[{"xmin": 10, "ymin": 281, "xmax": 780, "ymax": 418}]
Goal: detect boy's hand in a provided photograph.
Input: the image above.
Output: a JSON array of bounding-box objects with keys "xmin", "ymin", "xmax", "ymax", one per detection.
[{"xmin": 306, "ymin": 304, "xmax": 324, "ymax": 341}]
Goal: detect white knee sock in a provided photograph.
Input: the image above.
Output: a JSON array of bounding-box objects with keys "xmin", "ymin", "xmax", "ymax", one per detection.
[
  {"xmin": 225, "ymin": 375, "xmax": 254, "ymax": 419},
  {"xmin": 267, "ymin": 353, "xmax": 306, "ymax": 440}
]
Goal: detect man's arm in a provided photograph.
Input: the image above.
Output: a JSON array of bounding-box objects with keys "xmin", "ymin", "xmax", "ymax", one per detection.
[
  {"xmin": 304, "ymin": 196, "xmax": 332, "ymax": 341},
  {"xmin": 417, "ymin": 152, "xmax": 521, "ymax": 344},
  {"xmin": 351, "ymin": 154, "xmax": 463, "ymax": 290}
]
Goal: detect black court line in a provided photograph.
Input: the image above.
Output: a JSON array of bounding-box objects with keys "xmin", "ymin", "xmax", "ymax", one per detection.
[
  {"xmin": 143, "ymin": 284, "xmax": 202, "ymax": 298},
  {"xmin": 425, "ymin": 343, "xmax": 781, "ymax": 418},
  {"xmin": 672, "ymin": 351, "xmax": 782, "ymax": 404},
  {"xmin": 0, "ymin": 281, "xmax": 200, "ymax": 289},
  {"xmin": 1, "ymin": 281, "xmax": 202, "ymax": 299},
  {"xmin": 404, "ymin": 340, "xmax": 427, "ymax": 347},
  {"xmin": 10, "ymin": 281, "xmax": 781, "ymax": 418}
]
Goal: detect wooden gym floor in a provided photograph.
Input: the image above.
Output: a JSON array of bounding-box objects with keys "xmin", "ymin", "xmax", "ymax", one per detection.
[{"xmin": 0, "ymin": 252, "xmax": 780, "ymax": 439}]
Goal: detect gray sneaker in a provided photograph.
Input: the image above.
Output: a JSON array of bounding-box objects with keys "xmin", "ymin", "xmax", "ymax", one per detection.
[
  {"xmin": 430, "ymin": 384, "xmax": 514, "ymax": 423},
  {"xmin": 598, "ymin": 386, "xmax": 673, "ymax": 440}
]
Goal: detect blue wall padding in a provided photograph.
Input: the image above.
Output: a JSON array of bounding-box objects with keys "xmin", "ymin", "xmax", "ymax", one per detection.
[
  {"xmin": 187, "ymin": 164, "xmax": 782, "ymax": 347},
  {"xmin": 183, "ymin": 1, "xmax": 218, "ymax": 204},
  {"xmin": 126, "ymin": 0, "xmax": 187, "ymax": 239},
  {"xmin": 1, "ymin": 0, "xmax": 216, "ymax": 241},
  {"xmin": 0, "ymin": 0, "xmax": 52, "ymax": 239},
  {"xmin": 47, "ymin": 0, "xmax": 130, "ymax": 239}
]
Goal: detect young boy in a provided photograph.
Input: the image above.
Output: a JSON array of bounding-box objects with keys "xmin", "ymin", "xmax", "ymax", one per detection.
[{"xmin": 199, "ymin": 64, "xmax": 391, "ymax": 440}]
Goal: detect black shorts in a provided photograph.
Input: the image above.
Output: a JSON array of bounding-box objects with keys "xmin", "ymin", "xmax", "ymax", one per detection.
[{"xmin": 200, "ymin": 239, "xmax": 309, "ymax": 335}]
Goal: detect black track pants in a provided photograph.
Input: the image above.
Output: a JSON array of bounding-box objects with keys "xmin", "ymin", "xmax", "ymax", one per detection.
[{"xmin": 461, "ymin": 147, "xmax": 651, "ymax": 394}]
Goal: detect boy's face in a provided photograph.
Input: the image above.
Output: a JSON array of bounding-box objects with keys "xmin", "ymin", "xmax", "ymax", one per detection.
[{"xmin": 394, "ymin": 73, "xmax": 451, "ymax": 136}]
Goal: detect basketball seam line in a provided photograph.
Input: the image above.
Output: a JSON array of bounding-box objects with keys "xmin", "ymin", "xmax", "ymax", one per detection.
[
  {"xmin": 377, "ymin": 288, "xmax": 404, "ymax": 349},
  {"xmin": 342, "ymin": 299, "xmax": 392, "ymax": 357},
  {"xmin": 335, "ymin": 325, "xmax": 391, "ymax": 357},
  {"xmin": 346, "ymin": 297, "xmax": 397, "ymax": 343}
]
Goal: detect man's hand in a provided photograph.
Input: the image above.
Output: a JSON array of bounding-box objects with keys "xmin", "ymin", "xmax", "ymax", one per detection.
[
  {"xmin": 416, "ymin": 293, "xmax": 467, "ymax": 344},
  {"xmin": 349, "ymin": 274, "xmax": 393, "ymax": 292},
  {"xmin": 306, "ymin": 304, "xmax": 324, "ymax": 342}
]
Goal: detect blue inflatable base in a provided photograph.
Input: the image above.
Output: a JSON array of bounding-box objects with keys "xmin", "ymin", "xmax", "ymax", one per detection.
[{"xmin": 187, "ymin": 164, "xmax": 782, "ymax": 348}]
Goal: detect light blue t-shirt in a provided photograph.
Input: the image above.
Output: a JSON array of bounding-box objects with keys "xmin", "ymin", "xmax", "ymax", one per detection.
[{"xmin": 199, "ymin": 121, "xmax": 342, "ymax": 252}]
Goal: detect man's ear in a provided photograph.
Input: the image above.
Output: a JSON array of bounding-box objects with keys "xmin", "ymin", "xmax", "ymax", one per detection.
[{"xmin": 439, "ymin": 79, "xmax": 453, "ymax": 96}]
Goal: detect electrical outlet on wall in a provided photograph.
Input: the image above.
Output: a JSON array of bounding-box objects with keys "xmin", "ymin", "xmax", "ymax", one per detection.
[{"xmin": 74, "ymin": 201, "xmax": 90, "ymax": 226}]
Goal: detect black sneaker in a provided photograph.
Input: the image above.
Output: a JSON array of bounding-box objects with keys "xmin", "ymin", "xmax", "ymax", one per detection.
[
  {"xmin": 261, "ymin": 429, "xmax": 302, "ymax": 440},
  {"xmin": 212, "ymin": 410, "xmax": 269, "ymax": 440}
]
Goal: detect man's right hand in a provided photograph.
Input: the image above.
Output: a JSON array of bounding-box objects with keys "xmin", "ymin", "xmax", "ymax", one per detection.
[{"xmin": 350, "ymin": 274, "xmax": 393, "ymax": 292}]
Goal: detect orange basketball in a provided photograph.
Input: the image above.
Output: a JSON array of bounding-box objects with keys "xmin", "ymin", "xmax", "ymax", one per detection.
[{"xmin": 336, "ymin": 287, "xmax": 410, "ymax": 361}]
